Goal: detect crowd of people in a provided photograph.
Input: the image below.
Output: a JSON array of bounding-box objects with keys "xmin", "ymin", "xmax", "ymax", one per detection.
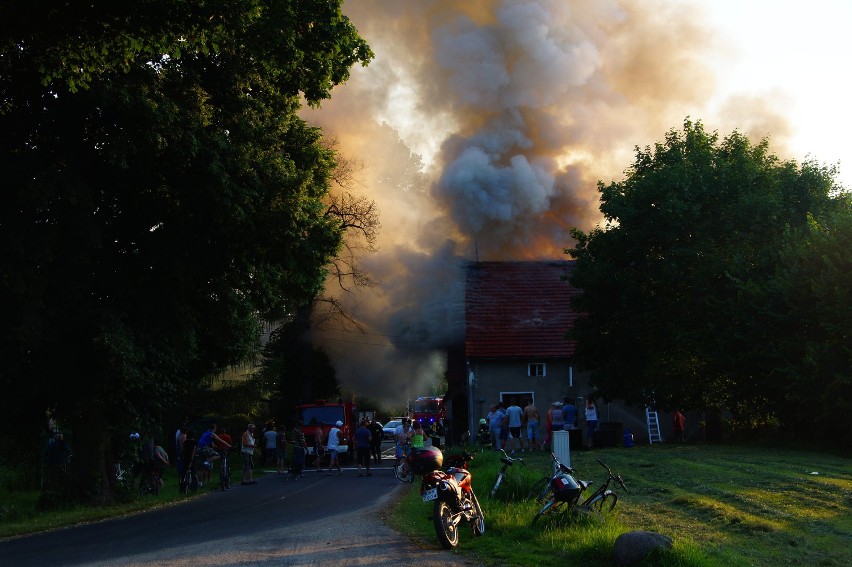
[
  {"xmin": 169, "ymin": 415, "xmax": 391, "ymax": 488},
  {"xmin": 482, "ymin": 396, "xmax": 601, "ymax": 452}
]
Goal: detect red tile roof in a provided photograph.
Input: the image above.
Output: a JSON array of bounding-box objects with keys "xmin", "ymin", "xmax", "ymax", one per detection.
[{"xmin": 465, "ymin": 261, "xmax": 578, "ymax": 359}]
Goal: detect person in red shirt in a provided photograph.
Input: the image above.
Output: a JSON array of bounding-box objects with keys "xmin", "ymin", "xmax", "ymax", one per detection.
[{"xmin": 672, "ymin": 410, "xmax": 686, "ymax": 442}]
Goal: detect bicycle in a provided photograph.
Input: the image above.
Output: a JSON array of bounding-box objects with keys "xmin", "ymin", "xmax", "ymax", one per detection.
[
  {"xmin": 393, "ymin": 441, "xmax": 414, "ymax": 483},
  {"xmin": 490, "ymin": 449, "xmax": 525, "ymax": 498},
  {"xmin": 527, "ymin": 451, "xmax": 573, "ymax": 503},
  {"xmin": 530, "ymin": 454, "xmax": 627, "ymax": 524},
  {"xmin": 218, "ymin": 448, "xmax": 232, "ymax": 491},
  {"xmin": 138, "ymin": 461, "xmax": 163, "ymax": 496},
  {"xmin": 180, "ymin": 460, "xmax": 199, "ymax": 495}
]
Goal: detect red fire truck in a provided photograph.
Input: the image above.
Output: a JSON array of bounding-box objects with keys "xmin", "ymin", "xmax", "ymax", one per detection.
[
  {"xmin": 296, "ymin": 400, "xmax": 357, "ymax": 465},
  {"xmin": 411, "ymin": 396, "xmax": 446, "ymax": 431}
]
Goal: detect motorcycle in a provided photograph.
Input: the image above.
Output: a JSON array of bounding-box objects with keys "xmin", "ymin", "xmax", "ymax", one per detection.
[{"xmin": 417, "ymin": 450, "xmax": 486, "ymax": 549}]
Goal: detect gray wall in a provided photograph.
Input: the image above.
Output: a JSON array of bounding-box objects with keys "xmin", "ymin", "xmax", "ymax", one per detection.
[{"xmin": 467, "ymin": 358, "xmax": 702, "ymax": 446}]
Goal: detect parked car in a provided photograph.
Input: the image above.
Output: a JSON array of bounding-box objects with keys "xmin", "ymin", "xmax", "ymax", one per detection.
[{"xmin": 382, "ymin": 420, "xmax": 403, "ymax": 440}]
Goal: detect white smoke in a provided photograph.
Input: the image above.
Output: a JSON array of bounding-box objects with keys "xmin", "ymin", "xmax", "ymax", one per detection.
[{"xmin": 301, "ymin": 0, "xmax": 795, "ymax": 404}]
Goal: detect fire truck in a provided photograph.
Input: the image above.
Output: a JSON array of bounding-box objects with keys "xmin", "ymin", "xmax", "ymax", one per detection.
[
  {"xmin": 296, "ymin": 399, "xmax": 357, "ymax": 465},
  {"xmin": 411, "ymin": 396, "xmax": 446, "ymax": 432}
]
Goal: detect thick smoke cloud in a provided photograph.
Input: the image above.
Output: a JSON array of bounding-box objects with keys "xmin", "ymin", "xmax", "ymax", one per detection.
[{"xmin": 301, "ymin": 0, "xmax": 794, "ymax": 405}]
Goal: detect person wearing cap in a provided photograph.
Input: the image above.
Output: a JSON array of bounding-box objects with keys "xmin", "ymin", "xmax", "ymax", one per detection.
[
  {"xmin": 545, "ymin": 401, "xmax": 564, "ymax": 450},
  {"xmin": 326, "ymin": 420, "xmax": 344, "ymax": 476}
]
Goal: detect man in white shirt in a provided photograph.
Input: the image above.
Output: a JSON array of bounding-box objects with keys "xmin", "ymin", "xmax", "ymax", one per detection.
[{"xmin": 326, "ymin": 420, "xmax": 344, "ymax": 476}]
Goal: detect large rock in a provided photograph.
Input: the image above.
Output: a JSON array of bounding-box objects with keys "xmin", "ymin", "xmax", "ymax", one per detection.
[{"xmin": 613, "ymin": 530, "xmax": 674, "ymax": 565}]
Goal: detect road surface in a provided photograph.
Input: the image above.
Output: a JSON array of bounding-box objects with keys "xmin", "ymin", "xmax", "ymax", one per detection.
[{"xmin": 0, "ymin": 449, "xmax": 483, "ymax": 567}]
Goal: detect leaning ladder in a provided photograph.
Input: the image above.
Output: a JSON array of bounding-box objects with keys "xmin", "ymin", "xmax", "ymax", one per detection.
[{"xmin": 646, "ymin": 407, "xmax": 663, "ymax": 445}]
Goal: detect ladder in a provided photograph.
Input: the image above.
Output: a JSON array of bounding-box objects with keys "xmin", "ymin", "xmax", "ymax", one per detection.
[{"xmin": 646, "ymin": 407, "xmax": 663, "ymax": 445}]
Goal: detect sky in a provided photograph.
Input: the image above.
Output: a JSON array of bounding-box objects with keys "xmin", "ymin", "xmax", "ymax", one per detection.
[{"xmin": 300, "ymin": 0, "xmax": 852, "ymax": 404}]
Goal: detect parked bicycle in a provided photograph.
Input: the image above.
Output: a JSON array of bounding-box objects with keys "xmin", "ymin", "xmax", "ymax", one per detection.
[
  {"xmin": 530, "ymin": 453, "xmax": 627, "ymax": 524},
  {"xmin": 490, "ymin": 449, "xmax": 525, "ymax": 498},
  {"xmin": 115, "ymin": 460, "xmax": 162, "ymax": 496}
]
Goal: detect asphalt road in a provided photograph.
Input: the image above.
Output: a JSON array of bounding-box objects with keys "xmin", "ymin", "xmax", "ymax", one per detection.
[{"xmin": 0, "ymin": 446, "xmax": 483, "ymax": 567}]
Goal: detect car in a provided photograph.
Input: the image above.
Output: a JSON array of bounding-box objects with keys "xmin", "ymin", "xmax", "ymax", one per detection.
[{"xmin": 382, "ymin": 420, "xmax": 403, "ymax": 440}]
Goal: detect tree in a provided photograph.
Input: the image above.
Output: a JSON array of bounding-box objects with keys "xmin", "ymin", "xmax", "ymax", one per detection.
[
  {"xmin": 768, "ymin": 203, "xmax": 852, "ymax": 444},
  {"xmin": 0, "ymin": 1, "xmax": 372, "ymax": 502},
  {"xmin": 567, "ymin": 120, "xmax": 841, "ymax": 427}
]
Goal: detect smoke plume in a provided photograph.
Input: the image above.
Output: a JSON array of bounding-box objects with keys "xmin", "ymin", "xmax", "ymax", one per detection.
[{"xmin": 301, "ymin": 0, "xmax": 795, "ymax": 405}]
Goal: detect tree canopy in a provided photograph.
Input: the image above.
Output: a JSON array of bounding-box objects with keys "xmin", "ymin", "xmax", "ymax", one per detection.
[
  {"xmin": 567, "ymin": 120, "xmax": 849, "ymax": 442},
  {"xmin": 0, "ymin": 0, "xmax": 372, "ymax": 500}
]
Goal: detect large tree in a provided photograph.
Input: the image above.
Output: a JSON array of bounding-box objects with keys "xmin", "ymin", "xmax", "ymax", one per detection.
[
  {"xmin": 0, "ymin": 0, "xmax": 372, "ymax": 502},
  {"xmin": 768, "ymin": 204, "xmax": 852, "ymax": 443},
  {"xmin": 567, "ymin": 120, "xmax": 842, "ymax": 426}
]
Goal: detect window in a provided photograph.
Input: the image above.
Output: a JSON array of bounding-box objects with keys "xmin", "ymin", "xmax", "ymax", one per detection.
[{"xmin": 528, "ymin": 363, "xmax": 546, "ymax": 377}]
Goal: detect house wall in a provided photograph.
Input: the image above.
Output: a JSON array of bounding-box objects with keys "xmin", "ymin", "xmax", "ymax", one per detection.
[
  {"xmin": 466, "ymin": 358, "xmax": 699, "ymax": 446},
  {"xmin": 466, "ymin": 358, "xmax": 593, "ymax": 428}
]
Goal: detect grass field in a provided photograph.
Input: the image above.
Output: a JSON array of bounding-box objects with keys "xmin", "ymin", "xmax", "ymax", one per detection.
[{"xmin": 385, "ymin": 443, "xmax": 852, "ymax": 566}]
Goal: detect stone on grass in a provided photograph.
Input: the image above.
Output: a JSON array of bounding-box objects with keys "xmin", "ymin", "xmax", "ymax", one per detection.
[{"xmin": 612, "ymin": 530, "xmax": 674, "ymax": 566}]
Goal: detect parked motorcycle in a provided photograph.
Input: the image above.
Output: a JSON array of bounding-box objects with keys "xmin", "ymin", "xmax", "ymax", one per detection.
[{"xmin": 414, "ymin": 449, "xmax": 485, "ymax": 549}]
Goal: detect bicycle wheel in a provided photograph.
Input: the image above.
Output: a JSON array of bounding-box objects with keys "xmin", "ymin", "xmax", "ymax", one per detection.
[
  {"xmin": 471, "ymin": 493, "xmax": 486, "ymax": 536},
  {"xmin": 140, "ymin": 472, "xmax": 158, "ymax": 496},
  {"xmin": 588, "ymin": 492, "xmax": 618, "ymax": 513},
  {"xmin": 532, "ymin": 498, "xmax": 564, "ymax": 525},
  {"xmin": 220, "ymin": 458, "xmax": 230, "ymax": 490},
  {"xmin": 527, "ymin": 477, "xmax": 550, "ymax": 502},
  {"xmin": 490, "ymin": 472, "xmax": 505, "ymax": 498}
]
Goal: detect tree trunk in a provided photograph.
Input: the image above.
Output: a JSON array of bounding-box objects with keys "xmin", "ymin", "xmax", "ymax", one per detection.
[{"xmin": 70, "ymin": 412, "xmax": 116, "ymax": 505}]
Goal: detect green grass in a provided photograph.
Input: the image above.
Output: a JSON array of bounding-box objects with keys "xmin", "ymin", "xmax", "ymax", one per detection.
[
  {"xmin": 387, "ymin": 444, "xmax": 852, "ymax": 566},
  {"xmin": 0, "ymin": 466, "xmax": 267, "ymax": 539}
]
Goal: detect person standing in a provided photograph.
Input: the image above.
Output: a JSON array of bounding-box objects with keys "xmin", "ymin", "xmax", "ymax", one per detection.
[
  {"xmin": 505, "ymin": 398, "xmax": 524, "ymax": 453},
  {"xmin": 394, "ymin": 419, "xmax": 413, "ymax": 467},
  {"xmin": 289, "ymin": 421, "xmax": 306, "ymax": 479},
  {"xmin": 326, "ymin": 420, "xmax": 344, "ymax": 476},
  {"xmin": 411, "ymin": 421, "xmax": 426, "ymax": 449},
  {"xmin": 241, "ymin": 423, "xmax": 259, "ymax": 485},
  {"xmin": 313, "ymin": 426, "xmax": 325, "ymax": 472},
  {"xmin": 354, "ymin": 419, "xmax": 372, "ymax": 477},
  {"xmin": 174, "ymin": 425, "xmax": 187, "ymax": 486},
  {"xmin": 672, "ymin": 409, "xmax": 686, "ymax": 442},
  {"xmin": 546, "ymin": 402, "xmax": 564, "ymax": 449},
  {"xmin": 263, "ymin": 423, "xmax": 278, "ymax": 467},
  {"xmin": 523, "ymin": 399, "xmax": 539, "ymax": 451},
  {"xmin": 563, "ymin": 397, "xmax": 577, "ymax": 430},
  {"xmin": 181, "ymin": 429, "xmax": 198, "ymax": 490},
  {"xmin": 367, "ymin": 417, "xmax": 383, "ymax": 463},
  {"xmin": 486, "ymin": 404, "xmax": 503, "ymax": 451},
  {"xmin": 276, "ymin": 425, "xmax": 288, "ymax": 474},
  {"xmin": 584, "ymin": 398, "xmax": 598, "ymax": 449}
]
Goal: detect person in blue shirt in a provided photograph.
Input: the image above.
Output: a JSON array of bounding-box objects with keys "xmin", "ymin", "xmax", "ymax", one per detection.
[
  {"xmin": 196, "ymin": 423, "xmax": 231, "ymax": 486},
  {"xmin": 562, "ymin": 397, "xmax": 577, "ymax": 430}
]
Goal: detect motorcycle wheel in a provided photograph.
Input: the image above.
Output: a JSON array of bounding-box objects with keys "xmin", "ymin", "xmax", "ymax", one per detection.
[
  {"xmin": 433, "ymin": 500, "xmax": 460, "ymax": 549},
  {"xmin": 471, "ymin": 493, "xmax": 485, "ymax": 537}
]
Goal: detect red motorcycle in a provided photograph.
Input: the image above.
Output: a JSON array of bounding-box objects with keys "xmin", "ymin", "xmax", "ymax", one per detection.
[{"xmin": 404, "ymin": 448, "xmax": 485, "ymax": 549}]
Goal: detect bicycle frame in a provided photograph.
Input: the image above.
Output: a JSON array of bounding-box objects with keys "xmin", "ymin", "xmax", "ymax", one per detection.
[
  {"xmin": 490, "ymin": 449, "xmax": 525, "ymax": 498},
  {"xmin": 531, "ymin": 456, "xmax": 626, "ymax": 524},
  {"xmin": 577, "ymin": 459, "xmax": 627, "ymax": 512}
]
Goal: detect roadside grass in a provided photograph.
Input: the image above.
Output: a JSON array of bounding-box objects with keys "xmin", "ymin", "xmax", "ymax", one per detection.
[
  {"xmin": 0, "ymin": 466, "xmax": 268, "ymax": 539},
  {"xmin": 386, "ymin": 444, "xmax": 851, "ymax": 566}
]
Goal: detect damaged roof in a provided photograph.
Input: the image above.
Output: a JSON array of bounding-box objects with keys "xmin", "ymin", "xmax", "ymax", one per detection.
[{"xmin": 465, "ymin": 261, "xmax": 578, "ymax": 359}]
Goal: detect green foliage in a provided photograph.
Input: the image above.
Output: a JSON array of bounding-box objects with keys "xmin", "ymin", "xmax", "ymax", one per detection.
[
  {"xmin": 260, "ymin": 311, "xmax": 341, "ymax": 424},
  {"xmin": 769, "ymin": 202, "xmax": 852, "ymax": 443},
  {"xmin": 567, "ymin": 119, "xmax": 845, "ymax": 438},
  {"xmin": 0, "ymin": 1, "xmax": 371, "ymax": 501}
]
